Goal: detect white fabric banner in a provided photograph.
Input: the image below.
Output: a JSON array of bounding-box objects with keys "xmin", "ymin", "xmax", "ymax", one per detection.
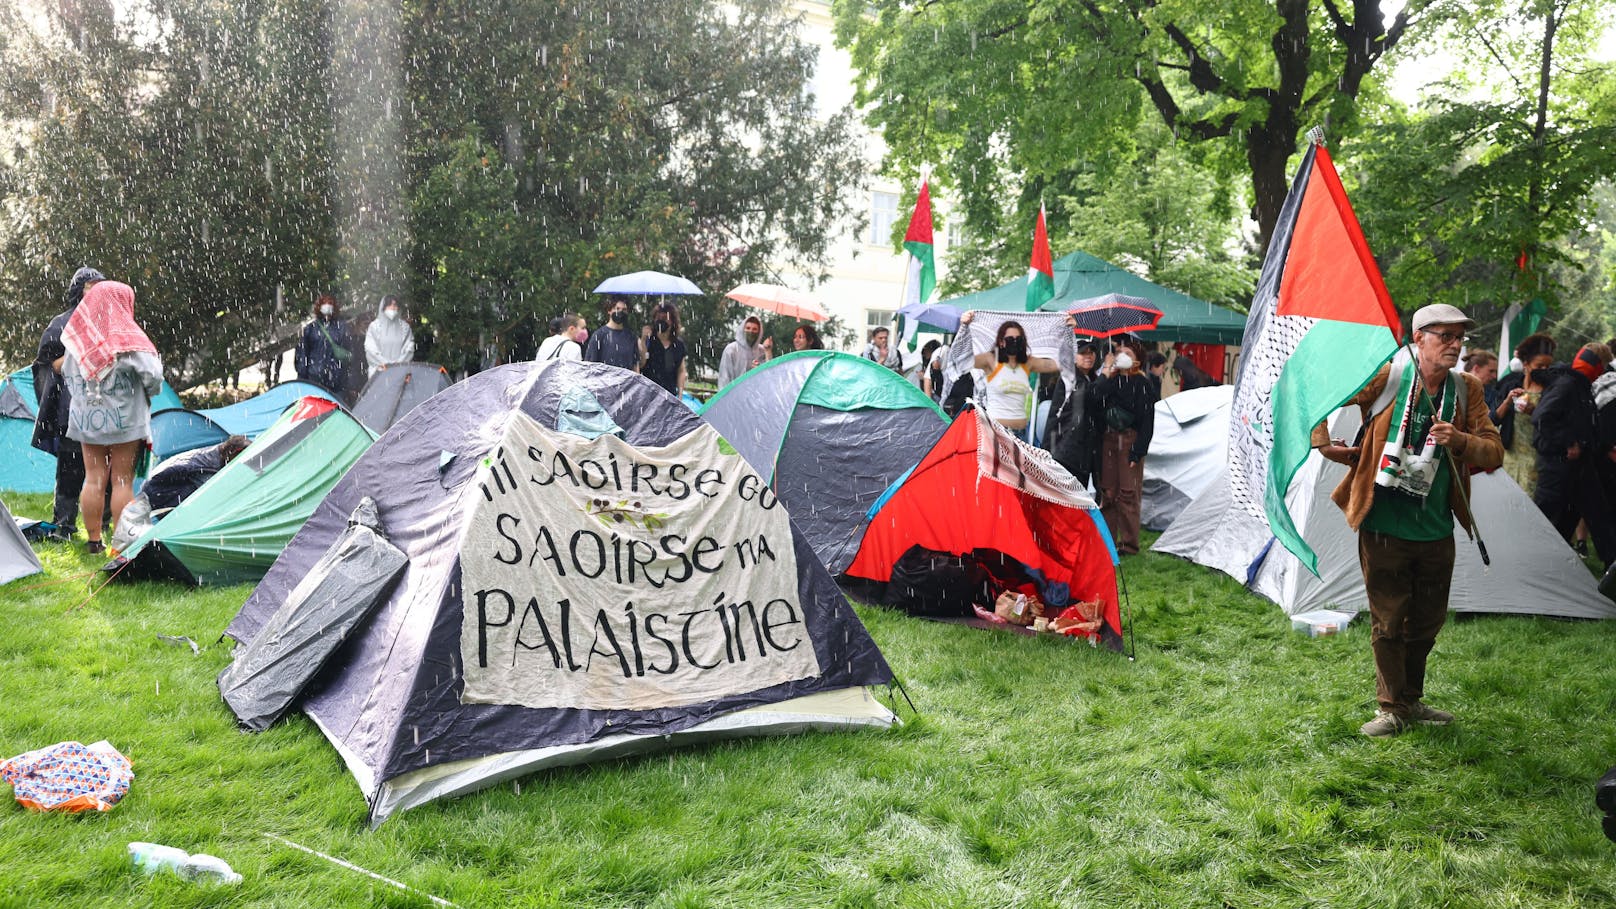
[
  {"xmin": 941, "ymin": 310, "xmax": 1075, "ymax": 402},
  {"xmin": 459, "ymin": 414, "xmax": 820, "ymax": 711}
]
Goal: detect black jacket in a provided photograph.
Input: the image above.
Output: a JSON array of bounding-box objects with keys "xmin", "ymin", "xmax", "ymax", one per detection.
[
  {"xmin": 30, "ymin": 308, "xmax": 76, "ymax": 454},
  {"xmin": 1532, "ymin": 364, "xmax": 1597, "ymax": 457},
  {"xmin": 1091, "ymin": 371, "xmax": 1158, "ymax": 462},
  {"xmin": 1492, "ymin": 371, "xmax": 1523, "ymax": 448},
  {"xmin": 1047, "ymin": 370, "xmax": 1098, "ymax": 483}
]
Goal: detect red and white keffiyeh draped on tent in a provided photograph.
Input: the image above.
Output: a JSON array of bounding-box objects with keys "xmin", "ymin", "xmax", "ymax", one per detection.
[{"xmin": 846, "ymin": 407, "xmax": 1124, "ymax": 649}]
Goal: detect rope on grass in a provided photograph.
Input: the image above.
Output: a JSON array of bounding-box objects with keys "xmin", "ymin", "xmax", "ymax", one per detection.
[
  {"xmin": 265, "ymin": 834, "xmax": 461, "ymax": 908},
  {"xmin": 65, "ymin": 557, "xmax": 133, "ymax": 613},
  {"xmin": 13, "ymin": 570, "xmax": 97, "ymax": 592}
]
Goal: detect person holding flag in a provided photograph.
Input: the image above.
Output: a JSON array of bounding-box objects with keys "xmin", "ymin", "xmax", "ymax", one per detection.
[
  {"xmin": 1226, "ymin": 131, "xmax": 1500, "ymax": 739},
  {"xmin": 1316, "ymin": 305, "xmax": 1502, "ymax": 737}
]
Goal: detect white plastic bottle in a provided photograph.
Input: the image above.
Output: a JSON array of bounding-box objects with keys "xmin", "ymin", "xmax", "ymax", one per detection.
[{"xmin": 128, "ymin": 842, "xmax": 190, "ymax": 875}]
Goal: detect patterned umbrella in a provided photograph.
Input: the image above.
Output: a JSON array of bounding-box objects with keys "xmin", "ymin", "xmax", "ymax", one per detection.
[
  {"xmin": 1, "ymin": 740, "xmax": 133, "ymax": 812},
  {"xmin": 1063, "ymin": 293, "xmax": 1163, "ymax": 338}
]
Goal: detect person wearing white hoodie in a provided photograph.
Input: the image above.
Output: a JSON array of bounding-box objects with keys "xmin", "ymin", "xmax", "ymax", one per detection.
[
  {"xmin": 717, "ymin": 315, "xmax": 768, "ymax": 387},
  {"xmin": 364, "ymin": 295, "xmax": 416, "ymax": 376}
]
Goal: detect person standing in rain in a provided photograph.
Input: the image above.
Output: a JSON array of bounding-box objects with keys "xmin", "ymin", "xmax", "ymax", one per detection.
[
  {"xmin": 639, "ymin": 301, "xmax": 688, "ymax": 396},
  {"xmin": 30, "ymin": 266, "xmax": 106, "ymax": 542},
  {"xmin": 1090, "ymin": 338, "xmax": 1159, "ymax": 554},
  {"xmin": 718, "ymin": 314, "xmax": 768, "ymax": 387},
  {"xmin": 363, "ymin": 295, "xmax": 415, "ymax": 376},
  {"xmin": 537, "ymin": 312, "xmax": 586, "ymax": 361},
  {"xmin": 584, "ymin": 296, "xmax": 641, "ymax": 371},
  {"xmin": 60, "ymin": 281, "xmax": 164, "ymax": 555},
  {"xmin": 295, "ymin": 293, "xmax": 355, "ymax": 397}
]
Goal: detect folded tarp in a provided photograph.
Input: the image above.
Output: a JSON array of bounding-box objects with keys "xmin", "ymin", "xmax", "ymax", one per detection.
[{"xmin": 218, "ymin": 498, "xmax": 407, "ymax": 732}]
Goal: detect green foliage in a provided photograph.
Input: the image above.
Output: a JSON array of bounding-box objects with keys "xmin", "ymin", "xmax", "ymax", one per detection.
[
  {"xmin": 4, "ymin": 498, "xmax": 1616, "ymax": 907},
  {"xmin": 1343, "ymin": 0, "xmax": 1616, "ymax": 332},
  {"xmin": 0, "ymin": 0, "xmax": 865, "ymax": 379},
  {"xmin": 0, "ymin": 0, "xmax": 338, "ymax": 384},
  {"xmin": 834, "ymin": 0, "xmax": 1434, "ymax": 282}
]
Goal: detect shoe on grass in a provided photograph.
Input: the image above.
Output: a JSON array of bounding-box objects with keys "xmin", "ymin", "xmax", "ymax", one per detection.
[
  {"xmin": 1409, "ymin": 701, "xmax": 1453, "ymax": 725},
  {"xmin": 1360, "ymin": 710, "xmax": 1409, "ymax": 737},
  {"xmin": 84, "ymin": 540, "xmax": 105, "ymax": 555}
]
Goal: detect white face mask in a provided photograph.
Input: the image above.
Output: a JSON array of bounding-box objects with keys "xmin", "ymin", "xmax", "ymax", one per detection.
[
  {"xmin": 1114, "ymin": 352, "xmax": 1135, "ymax": 371},
  {"xmin": 383, "ymin": 308, "xmax": 399, "ymax": 321},
  {"xmin": 319, "ymin": 303, "xmax": 334, "ymax": 316},
  {"xmin": 1509, "ymin": 356, "xmax": 1524, "ymax": 373}
]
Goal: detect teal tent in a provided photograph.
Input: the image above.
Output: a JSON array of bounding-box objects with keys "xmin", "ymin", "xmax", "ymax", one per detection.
[
  {"xmin": 1, "ymin": 368, "xmax": 183, "ymax": 493},
  {"xmin": 940, "ymin": 251, "xmax": 1247, "ymax": 345},
  {"xmin": 116, "ymin": 396, "xmax": 376, "ymax": 586}
]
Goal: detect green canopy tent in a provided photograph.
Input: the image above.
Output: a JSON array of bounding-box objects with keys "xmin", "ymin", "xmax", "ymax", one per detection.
[
  {"xmin": 940, "ymin": 251, "xmax": 1247, "ymax": 345},
  {"xmin": 114, "ymin": 396, "xmax": 376, "ymax": 586}
]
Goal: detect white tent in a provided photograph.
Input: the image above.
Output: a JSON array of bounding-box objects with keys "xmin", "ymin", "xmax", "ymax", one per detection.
[
  {"xmin": 1, "ymin": 498, "xmax": 43, "ymax": 586},
  {"xmin": 1155, "ymin": 408, "xmax": 1616, "ymax": 620},
  {"xmin": 1142, "ymin": 386, "xmax": 1233, "ymax": 531}
]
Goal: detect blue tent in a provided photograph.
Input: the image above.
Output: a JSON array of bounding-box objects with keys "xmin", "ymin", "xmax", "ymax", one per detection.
[
  {"xmin": 0, "ymin": 368, "xmax": 183, "ymax": 493},
  {"xmin": 149, "ymin": 381, "xmax": 338, "ymax": 462}
]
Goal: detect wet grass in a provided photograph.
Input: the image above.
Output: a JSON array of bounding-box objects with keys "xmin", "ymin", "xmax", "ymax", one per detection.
[{"xmin": 2, "ymin": 489, "xmax": 1615, "ymax": 907}]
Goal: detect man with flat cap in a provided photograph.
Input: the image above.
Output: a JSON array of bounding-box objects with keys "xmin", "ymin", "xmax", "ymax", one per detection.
[{"xmin": 1317, "ymin": 304, "xmax": 1504, "ymax": 737}]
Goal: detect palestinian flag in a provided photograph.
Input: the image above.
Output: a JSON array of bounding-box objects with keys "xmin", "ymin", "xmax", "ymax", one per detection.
[
  {"xmin": 1226, "ymin": 140, "xmax": 1403, "ymax": 574},
  {"xmin": 902, "ymin": 180, "xmax": 936, "ymax": 311},
  {"xmin": 897, "ymin": 180, "xmax": 937, "ymax": 350},
  {"xmin": 1498, "ymin": 298, "xmax": 1546, "ymax": 376},
  {"xmin": 1026, "ymin": 204, "xmax": 1054, "ymax": 311}
]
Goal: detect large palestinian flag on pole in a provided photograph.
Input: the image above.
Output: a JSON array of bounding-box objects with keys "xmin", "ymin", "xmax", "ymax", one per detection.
[
  {"xmin": 897, "ymin": 180, "xmax": 937, "ymax": 351},
  {"xmin": 1026, "ymin": 204, "xmax": 1054, "ymax": 311},
  {"xmin": 1227, "ymin": 138, "xmax": 1403, "ymax": 574}
]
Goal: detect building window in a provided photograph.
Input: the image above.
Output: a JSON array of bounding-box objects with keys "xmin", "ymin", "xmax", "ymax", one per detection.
[
  {"xmin": 866, "ymin": 309, "xmax": 895, "ymax": 331},
  {"xmin": 946, "ymin": 219, "xmax": 966, "ymax": 251},
  {"xmin": 869, "ymin": 191, "xmax": 899, "ymax": 245}
]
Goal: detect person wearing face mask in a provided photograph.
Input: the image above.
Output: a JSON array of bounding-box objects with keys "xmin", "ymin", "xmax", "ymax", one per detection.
[
  {"xmin": 1089, "ymin": 339, "xmax": 1158, "ymax": 554},
  {"xmin": 957, "ymin": 312, "xmax": 1057, "ymax": 441},
  {"xmin": 639, "ymin": 301, "xmax": 687, "ymax": 396},
  {"xmin": 718, "ymin": 315, "xmax": 768, "ymax": 387},
  {"xmin": 584, "ymin": 296, "xmax": 641, "ymax": 371},
  {"xmin": 537, "ymin": 312, "xmax": 586, "ymax": 361},
  {"xmin": 363, "ymin": 295, "xmax": 416, "ymax": 376},
  {"xmin": 1493, "ymin": 333, "xmax": 1556, "ymax": 499},
  {"xmin": 295, "ymin": 293, "xmax": 354, "ymax": 397}
]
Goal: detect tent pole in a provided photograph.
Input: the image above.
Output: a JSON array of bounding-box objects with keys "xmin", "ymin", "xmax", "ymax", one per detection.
[{"xmin": 1116, "ymin": 558, "xmax": 1137, "ymax": 661}]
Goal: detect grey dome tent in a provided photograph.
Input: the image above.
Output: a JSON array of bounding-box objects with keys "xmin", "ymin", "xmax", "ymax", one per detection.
[
  {"xmin": 1153, "ymin": 407, "xmax": 1616, "ymax": 620},
  {"xmin": 1, "ymin": 498, "xmax": 42, "ymax": 586},
  {"xmin": 351, "ymin": 362, "xmax": 451, "ymax": 434},
  {"xmin": 1141, "ymin": 385, "xmax": 1232, "ymax": 532},
  {"xmin": 699, "ymin": 351, "xmax": 949, "ymax": 574},
  {"xmin": 223, "ymin": 360, "xmax": 896, "ymax": 825}
]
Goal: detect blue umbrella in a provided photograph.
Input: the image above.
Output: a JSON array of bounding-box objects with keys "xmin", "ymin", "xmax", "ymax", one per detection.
[
  {"xmin": 592, "ymin": 270, "xmax": 704, "ymax": 296},
  {"xmin": 897, "ymin": 301, "xmax": 961, "ymax": 333}
]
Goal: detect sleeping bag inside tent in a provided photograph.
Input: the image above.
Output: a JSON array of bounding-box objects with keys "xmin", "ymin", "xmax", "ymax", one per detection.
[
  {"xmin": 700, "ymin": 350, "xmax": 949, "ymax": 574},
  {"xmin": 352, "ymin": 362, "xmax": 451, "ymax": 434},
  {"xmin": 148, "ymin": 380, "xmax": 338, "ymax": 462},
  {"xmin": 845, "ymin": 407, "xmax": 1123, "ymax": 648},
  {"xmin": 114, "ymin": 397, "xmax": 375, "ymax": 586},
  {"xmin": 222, "ymin": 359, "xmax": 896, "ymax": 825},
  {"xmin": 2, "ymin": 368, "xmax": 182, "ymax": 493}
]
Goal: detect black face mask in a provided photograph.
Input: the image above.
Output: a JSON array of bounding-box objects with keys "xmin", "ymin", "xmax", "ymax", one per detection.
[
  {"xmin": 1000, "ymin": 336, "xmax": 1027, "ymax": 360},
  {"xmin": 655, "ymin": 318, "xmax": 669, "ymax": 332},
  {"xmin": 610, "ymin": 310, "xmax": 626, "ymax": 325}
]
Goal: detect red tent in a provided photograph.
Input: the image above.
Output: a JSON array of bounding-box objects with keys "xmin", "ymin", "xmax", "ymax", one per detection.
[{"xmin": 846, "ymin": 408, "xmax": 1123, "ymax": 648}]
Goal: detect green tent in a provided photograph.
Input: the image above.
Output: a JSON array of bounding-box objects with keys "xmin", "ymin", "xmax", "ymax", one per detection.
[
  {"xmin": 940, "ymin": 250, "xmax": 1247, "ymax": 345},
  {"xmin": 116, "ymin": 397, "xmax": 376, "ymax": 586}
]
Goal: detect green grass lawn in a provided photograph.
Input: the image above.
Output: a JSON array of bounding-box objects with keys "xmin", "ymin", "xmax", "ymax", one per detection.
[{"xmin": 2, "ymin": 488, "xmax": 1614, "ymax": 907}]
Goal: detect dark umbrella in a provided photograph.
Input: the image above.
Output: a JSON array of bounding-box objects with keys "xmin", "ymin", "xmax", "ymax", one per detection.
[{"xmin": 1063, "ymin": 293, "xmax": 1163, "ymax": 338}]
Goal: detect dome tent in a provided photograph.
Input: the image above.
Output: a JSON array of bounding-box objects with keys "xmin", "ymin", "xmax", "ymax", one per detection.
[
  {"xmin": 1, "ymin": 367, "xmax": 182, "ymax": 493},
  {"xmin": 351, "ymin": 362, "xmax": 451, "ymax": 434},
  {"xmin": 115, "ymin": 397, "xmax": 376, "ymax": 586},
  {"xmin": 700, "ymin": 350, "xmax": 949, "ymax": 574},
  {"xmin": 845, "ymin": 406, "xmax": 1124, "ymax": 649},
  {"xmin": 148, "ymin": 380, "xmax": 338, "ymax": 463},
  {"xmin": 223, "ymin": 360, "xmax": 896, "ymax": 826}
]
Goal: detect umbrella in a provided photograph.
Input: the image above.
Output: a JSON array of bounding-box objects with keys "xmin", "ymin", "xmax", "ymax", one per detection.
[
  {"xmin": 724, "ymin": 283, "xmax": 828, "ymax": 322},
  {"xmin": 592, "ymin": 271, "xmax": 704, "ymax": 296},
  {"xmin": 1064, "ymin": 293, "xmax": 1164, "ymax": 338},
  {"xmin": 896, "ymin": 301, "xmax": 961, "ymax": 333},
  {"xmin": 1, "ymin": 740, "xmax": 133, "ymax": 812}
]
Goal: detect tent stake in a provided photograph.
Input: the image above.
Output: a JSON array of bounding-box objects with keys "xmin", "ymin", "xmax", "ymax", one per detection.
[{"xmin": 1116, "ymin": 558, "xmax": 1137, "ymax": 661}]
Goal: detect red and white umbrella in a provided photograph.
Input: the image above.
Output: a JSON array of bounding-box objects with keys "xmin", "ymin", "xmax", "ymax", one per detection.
[{"xmin": 724, "ymin": 283, "xmax": 829, "ymax": 322}]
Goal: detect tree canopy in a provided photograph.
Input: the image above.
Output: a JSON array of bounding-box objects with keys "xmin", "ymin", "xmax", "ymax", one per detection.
[{"xmin": 0, "ymin": 0, "xmax": 865, "ymax": 382}]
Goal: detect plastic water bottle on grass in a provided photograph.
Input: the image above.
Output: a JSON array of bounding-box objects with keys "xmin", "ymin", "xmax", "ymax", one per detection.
[{"xmin": 128, "ymin": 843, "xmax": 242, "ymax": 885}]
